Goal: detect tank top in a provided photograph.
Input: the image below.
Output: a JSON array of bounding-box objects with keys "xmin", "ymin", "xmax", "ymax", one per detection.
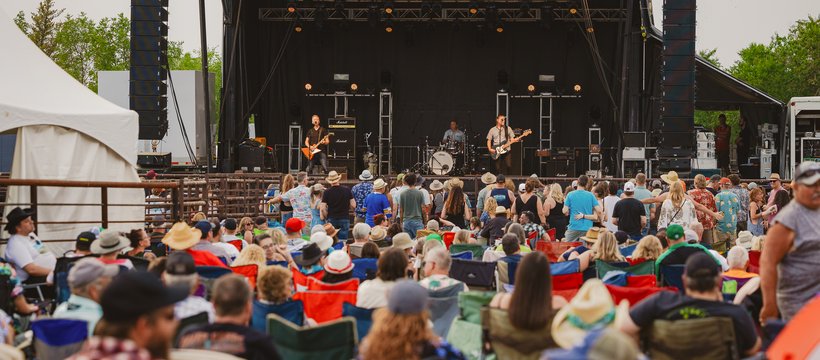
[
  {"xmin": 515, "ymin": 194, "xmax": 541, "ymax": 225},
  {"xmin": 549, "ymin": 201, "xmax": 565, "ymax": 220},
  {"xmin": 490, "ymin": 188, "xmax": 512, "ymax": 208}
]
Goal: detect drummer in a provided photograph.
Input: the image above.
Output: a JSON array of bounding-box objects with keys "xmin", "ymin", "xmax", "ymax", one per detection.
[{"xmin": 442, "ymin": 120, "xmax": 465, "ymax": 146}]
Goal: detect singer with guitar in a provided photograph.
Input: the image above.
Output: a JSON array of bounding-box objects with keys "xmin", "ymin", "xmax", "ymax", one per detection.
[
  {"xmin": 487, "ymin": 114, "xmax": 530, "ymax": 174},
  {"xmin": 305, "ymin": 114, "xmax": 330, "ymax": 174}
]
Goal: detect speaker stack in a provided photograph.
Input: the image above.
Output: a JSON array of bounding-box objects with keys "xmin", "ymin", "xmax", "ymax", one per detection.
[
  {"xmin": 328, "ymin": 117, "xmax": 357, "ymax": 176},
  {"xmin": 658, "ymin": 0, "xmax": 697, "ymax": 176},
  {"xmin": 130, "ymin": 0, "xmax": 169, "ymax": 140}
]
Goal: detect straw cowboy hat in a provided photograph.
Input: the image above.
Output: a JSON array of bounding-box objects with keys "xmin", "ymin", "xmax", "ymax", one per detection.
[
  {"xmin": 359, "ymin": 169, "xmax": 374, "ymax": 181},
  {"xmin": 551, "ymin": 279, "xmax": 630, "ymax": 349},
  {"xmin": 660, "ymin": 171, "xmax": 680, "ymax": 185},
  {"xmin": 323, "ymin": 223, "xmax": 339, "ymax": 238},
  {"xmin": 370, "ymin": 226, "xmax": 387, "ymax": 241},
  {"xmin": 326, "ymin": 171, "xmax": 342, "ymax": 184},
  {"xmin": 481, "ymin": 172, "xmax": 497, "ymax": 185},
  {"xmin": 448, "ymin": 177, "xmax": 464, "ymax": 189},
  {"xmin": 429, "ymin": 180, "xmax": 444, "ymax": 191},
  {"xmin": 580, "ymin": 227, "xmax": 603, "ymax": 243},
  {"xmin": 162, "ymin": 222, "xmax": 202, "ymax": 251},
  {"xmin": 91, "ymin": 230, "xmax": 131, "ymax": 255},
  {"xmin": 373, "ymin": 178, "xmax": 387, "ymax": 190},
  {"xmin": 495, "ymin": 206, "xmax": 508, "ymax": 215}
]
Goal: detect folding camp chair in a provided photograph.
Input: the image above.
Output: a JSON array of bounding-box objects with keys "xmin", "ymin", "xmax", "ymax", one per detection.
[
  {"xmin": 251, "ymin": 299, "xmax": 304, "ymax": 332},
  {"xmin": 342, "ymin": 303, "xmax": 374, "ymax": 342},
  {"xmin": 535, "ymin": 241, "xmax": 582, "ymax": 262},
  {"xmin": 596, "ymin": 259, "xmax": 655, "ymax": 279},
  {"xmin": 449, "ymin": 259, "xmax": 496, "ymax": 290},
  {"xmin": 552, "ymin": 272, "xmax": 584, "ymax": 291},
  {"xmin": 227, "ymin": 240, "xmax": 244, "ymax": 252},
  {"xmin": 626, "ymin": 274, "xmax": 657, "ymax": 288},
  {"xmin": 458, "ymin": 291, "xmax": 495, "ymax": 325},
  {"xmin": 620, "ymin": 244, "xmax": 638, "ymax": 257},
  {"xmin": 659, "ymin": 265, "xmax": 686, "ymax": 292},
  {"xmin": 351, "ymin": 258, "xmax": 378, "ymax": 282},
  {"xmin": 449, "ymin": 244, "xmax": 486, "ymax": 260},
  {"xmin": 231, "ymin": 264, "xmax": 260, "ymax": 288},
  {"xmin": 266, "ymin": 260, "xmax": 289, "ymax": 268},
  {"xmin": 32, "ymin": 319, "xmax": 88, "ymax": 360},
  {"xmin": 53, "ymin": 256, "xmax": 86, "ymax": 305},
  {"xmin": 196, "ymin": 266, "xmax": 234, "ymax": 299},
  {"xmin": 442, "ymin": 232, "xmax": 456, "ymax": 249},
  {"xmin": 644, "ymin": 317, "xmax": 738, "ymax": 360},
  {"xmin": 291, "ymin": 267, "xmax": 325, "ymax": 292},
  {"xmin": 428, "ymin": 283, "xmax": 465, "ymax": 338},
  {"xmin": 748, "ymin": 250, "xmax": 761, "ymax": 274},
  {"xmin": 267, "ymin": 314, "xmax": 357, "ymax": 359},
  {"xmin": 496, "ymin": 255, "xmax": 522, "ymax": 288},
  {"xmin": 550, "ymin": 259, "xmax": 580, "ymax": 276},
  {"xmin": 293, "ymin": 277, "xmax": 358, "ymax": 323},
  {"xmin": 481, "ymin": 307, "xmax": 557, "ymax": 360},
  {"xmin": 451, "ymin": 251, "xmax": 473, "ymax": 260},
  {"xmin": 606, "ymin": 285, "xmax": 675, "ymax": 307},
  {"xmin": 174, "ymin": 312, "xmax": 210, "ymax": 347}
]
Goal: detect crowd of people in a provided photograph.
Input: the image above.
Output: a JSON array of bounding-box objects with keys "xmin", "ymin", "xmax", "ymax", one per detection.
[{"xmin": 0, "ymin": 161, "xmax": 817, "ymax": 359}]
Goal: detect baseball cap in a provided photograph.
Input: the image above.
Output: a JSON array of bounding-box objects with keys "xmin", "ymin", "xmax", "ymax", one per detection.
[
  {"xmin": 794, "ymin": 161, "xmax": 820, "ymax": 185},
  {"xmin": 623, "ymin": 182, "xmax": 635, "ymax": 193},
  {"xmin": 719, "ymin": 177, "xmax": 731, "ymax": 185},
  {"xmin": 68, "ymin": 257, "xmax": 119, "ymax": 289},
  {"xmin": 684, "ymin": 252, "xmax": 720, "ymax": 278},
  {"xmin": 285, "ymin": 217, "xmax": 305, "ymax": 233},
  {"xmin": 165, "ymin": 251, "xmax": 196, "ymax": 276},
  {"xmin": 387, "ymin": 280, "xmax": 428, "ymax": 315},
  {"xmin": 223, "ymin": 218, "xmax": 238, "ymax": 231},
  {"xmin": 75, "ymin": 231, "xmax": 97, "ymax": 252},
  {"xmin": 100, "ymin": 271, "xmax": 188, "ymax": 323},
  {"xmin": 518, "ymin": 183, "xmax": 526, "ymax": 193},
  {"xmin": 194, "ymin": 221, "xmax": 211, "ymax": 239},
  {"xmin": 651, "ymin": 179, "xmax": 662, "ymax": 188},
  {"xmin": 684, "ymin": 229, "xmax": 699, "ymax": 243},
  {"xmin": 666, "ymin": 224, "xmax": 684, "ymax": 241},
  {"xmin": 614, "ymin": 231, "xmax": 628, "ymax": 244},
  {"xmin": 496, "ymin": 174, "xmax": 506, "ymax": 183}
]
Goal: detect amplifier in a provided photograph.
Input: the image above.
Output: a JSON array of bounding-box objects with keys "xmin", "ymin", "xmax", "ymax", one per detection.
[
  {"xmin": 137, "ymin": 152, "xmax": 171, "ymax": 168},
  {"xmin": 543, "ymin": 160, "xmax": 576, "ymax": 177},
  {"xmin": 552, "ymin": 147, "xmax": 574, "ymax": 160},
  {"xmin": 622, "ymin": 147, "xmax": 646, "ymax": 160},
  {"xmin": 237, "ymin": 143, "xmax": 265, "ymax": 172},
  {"xmin": 329, "ymin": 129, "xmax": 356, "ymax": 159},
  {"xmin": 328, "ymin": 117, "xmax": 356, "ymax": 129},
  {"xmin": 328, "ymin": 161, "xmax": 354, "ymax": 179}
]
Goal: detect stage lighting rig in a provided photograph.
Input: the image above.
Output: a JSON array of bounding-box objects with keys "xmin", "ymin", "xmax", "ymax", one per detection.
[
  {"xmin": 294, "ymin": 18, "xmax": 304, "ymax": 32},
  {"xmin": 573, "ymin": 84, "xmax": 582, "ymax": 93},
  {"xmin": 334, "ymin": 0, "xmax": 344, "ymax": 13},
  {"xmin": 383, "ymin": 1, "xmax": 394, "ymax": 15},
  {"xmin": 527, "ymin": 84, "xmax": 536, "ymax": 93},
  {"xmin": 495, "ymin": 21, "xmax": 504, "ymax": 33},
  {"xmin": 287, "ymin": 0, "xmax": 297, "ymax": 13},
  {"xmin": 384, "ymin": 18, "xmax": 394, "ymax": 33},
  {"xmin": 468, "ymin": 1, "xmax": 479, "ymax": 15},
  {"xmin": 304, "ymin": 83, "xmax": 313, "ymax": 91}
]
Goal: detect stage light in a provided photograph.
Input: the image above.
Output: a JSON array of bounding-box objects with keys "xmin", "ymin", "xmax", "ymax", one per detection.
[
  {"xmin": 573, "ymin": 84, "xmax": 582, "ymax": 93},
  {"xmin": 495, "ymin": 21, "xmax": 504, "ymax": 33},
  {"xmin": 294, "ymin": 19, "xmax": 303, "ymax": 32},
  {"xmin": 587, "ymin": 27, "xmax": 594, "ymax": 33},
  {"xmin": 468, "ymin": 1, "xmax": 479, "ymax": 15},
  {"xmin": 350, "ymin": 83, "xmax": 359, "ymax": 92},
  {"xmin": 304, "ymin": 83, "xmax": 313, "ymax": 91},
  {"xmin": 527, "ymin": 84, "xmax": 535, "ymax": 93},
  {"xmin": 384, "ymin": 1, "xmax": 394, "ymax": 14},
  {"xmin": 287, "ymin": 0, "xmax": 297, "ymax": 13},
  {"xmin": 569, "ymin": 7, "xmax": 578, "ymax": 15},
  {"xmin": 384, "ymin": 19, "xmax": 394, "ymax": 32}
]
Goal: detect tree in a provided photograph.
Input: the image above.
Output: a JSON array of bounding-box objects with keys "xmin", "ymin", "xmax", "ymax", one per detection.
[
  {"xmin": 26, "ymin": 0, "xmax": 64, "ymax": 57},
  {"xmin": 53, "ymin": 13, "xmax": 97, "ymax": 89},
  {"xmin": 698, "ymin": 48, "xmax": 722, "ymax": 69},
  {"xmin": 14, "ymin": 11, "xmax": 29, "ymax": 35}
]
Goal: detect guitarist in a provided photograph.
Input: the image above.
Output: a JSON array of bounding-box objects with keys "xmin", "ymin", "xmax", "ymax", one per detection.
[
  {"xmin": 305, "ymin": 114, "xmax": 329, "ymax": 174},
  {"xmin": 486, "ymin": 114, "xmax": 516, "ymax": 174}
]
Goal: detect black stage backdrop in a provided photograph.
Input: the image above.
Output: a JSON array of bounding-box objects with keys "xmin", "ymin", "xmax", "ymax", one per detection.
[{"xmin": 238, "ymin": 10, "xmax": 624, "ymax": 155}]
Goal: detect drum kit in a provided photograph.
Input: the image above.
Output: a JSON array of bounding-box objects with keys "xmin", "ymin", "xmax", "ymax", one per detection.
[{"xmin": 412, "ymin": 130, "xmax": 481, "ymax": 175}]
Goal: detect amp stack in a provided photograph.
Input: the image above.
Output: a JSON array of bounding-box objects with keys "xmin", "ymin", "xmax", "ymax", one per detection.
[
  {"xmin": 328, "ymin": 117, "xmax": 356, "ymax": 177},
  {"xmin": 691, "ymin": 130, "xmax": 717, "ymax": 170}
]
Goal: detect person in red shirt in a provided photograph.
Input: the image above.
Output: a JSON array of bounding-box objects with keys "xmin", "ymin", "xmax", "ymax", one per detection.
[
  {"xmin": 162, "ymin": 222, "xmax": 227, "ymax": 268},
  {"xmin": 714, "ymin": 114, "xmax": 731, "ymax": 175}
]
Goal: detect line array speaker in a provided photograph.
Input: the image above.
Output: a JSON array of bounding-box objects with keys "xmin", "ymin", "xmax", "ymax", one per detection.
[{"xmin": 130, "ymin": 0, "xmax": 169, "ymax": 140}]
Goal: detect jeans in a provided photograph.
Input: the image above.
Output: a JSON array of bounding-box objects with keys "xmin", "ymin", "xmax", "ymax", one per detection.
[
  {"xmin": 564, "ymin": 229, "xmax": 586, "ymax": 243},
  {"xmin": 328, "ymin": 218, "xmax": 350, "ymax": 241},
  {"xmin": 403, "ymin": 219, "xmax": 424, "ymax": 238},
  {"xmin": 307, "ymin": 152, "xmax": 328, "ymax": 174}
]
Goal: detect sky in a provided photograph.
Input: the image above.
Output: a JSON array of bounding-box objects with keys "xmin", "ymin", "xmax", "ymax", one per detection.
[{"xmin": 1, "ymin": 0, "xmax": 817, "ymax": 67}]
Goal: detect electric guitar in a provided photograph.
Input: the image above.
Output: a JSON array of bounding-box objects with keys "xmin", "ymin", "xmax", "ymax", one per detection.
[
  {"xmin": 301, "ymin": 132, "xmax": 334, "ymax": 160},
  {"xmin": 490, "ymin": 129, "xmax": 532, "ymax": 160}
]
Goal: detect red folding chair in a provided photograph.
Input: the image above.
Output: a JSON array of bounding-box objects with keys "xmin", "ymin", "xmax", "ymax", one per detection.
[
  {"xmin": 626, "ymin": 275, "xmax": 657, "ymax": 288},
  {"xmin": 536, "ymin": 241, "xmax": 582, "ymax": 262},
  {"xmin": 552, "ymin": 272, "xmax": 583, "ymax": 291},
  {"xmin": 748, "ymin": 250, "xmax": 761, "ymax": 274},
  {"xmin": 553, "ymin": 289, "xmax": 579, "ymax": 301},
  {"xmin": 546, "ymin": 228, "xmax": 556, "ymax": 241},
  {"xmin": 231, "ymin": 264, "xmax": 259, "ymax": 288},
  {"xmin": 606, "ymin": 284, "xmax": 676, "ymax": 307},
  {"xmin": 442, "ymin": 232, "xmax": 455, "ymax": 249},
  {"xmin": 228, "ymin": 240, "xmax": 244, "ymax": 252},
  {"xmin": 292, "ymin": 267, "xmax": 325, "ymax": 292},
  {"xmin": 293, "ymin": 277, "xmax": 359, "ymax": 323}
]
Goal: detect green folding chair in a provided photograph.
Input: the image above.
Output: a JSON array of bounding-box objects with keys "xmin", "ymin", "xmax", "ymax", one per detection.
[
  {"xmin": 450, "ymin": 244, "xmax": 487, "ymax": 260},
  {"xmin": 458, "ymin": 291, "xmax": 496, "ymax": 325},
  {"xmin": 267, "ymin": 314, "xmax": 357, "ymax": 360},
  {"xmin": 595, "ymin": 259, "xmax": 654, "ymax": 280}
]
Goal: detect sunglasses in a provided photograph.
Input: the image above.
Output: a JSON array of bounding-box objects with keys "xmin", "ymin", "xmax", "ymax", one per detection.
[{"xmin": 797, "ymin": 169, "xmax": 819, "ymax": 180}]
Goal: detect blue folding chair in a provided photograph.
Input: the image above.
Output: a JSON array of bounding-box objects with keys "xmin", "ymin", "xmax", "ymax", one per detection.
[
  {"xmin": 195, "ymin": 266, "xmax": 233, "ymax": 279},
  {"xmin": 252, "ymin": 299, "xmax": 304, "ymax": 332},
  {"xmin": 342, "ymin": 302, "xmax": 374, "ymax": 341},
  {"xmin": 659, "ymin": 265, "xmax": 686, "ymax": 292},
  {"xmin": 266, "ymin": 260, "xmax": 289, "ymax": 268},
  {"xmin": 332, "ymin": 242, "xmax": 344, "ymax": 251},
  {"xmin": 550, "ymin": 259, "xmax": 580, "ymax": 276},
  {"xmin": 451, "ymin": 251, "xmax": 473, "ymax": 260},
  {"xmin": 351, "ymin": 258, "xmax": 378, "ymax": 282},
  {"xmin": 32, "ymin": 319, "xmax": 88, "ymax": 359},
  {"xmin": 620, "ymin": 244, "xmax": 637, "ymax": 257}
]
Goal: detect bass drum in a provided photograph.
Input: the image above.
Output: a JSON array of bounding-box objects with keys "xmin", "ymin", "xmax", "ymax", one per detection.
[{"xmin": 428, "ymin": 151, "xmax": 454, "ymax": 175}]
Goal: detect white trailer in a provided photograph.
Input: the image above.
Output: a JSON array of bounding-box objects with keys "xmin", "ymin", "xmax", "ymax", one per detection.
[{"xmin": 784, "ymin": 97, "xmax": 820, "ymax": 179}]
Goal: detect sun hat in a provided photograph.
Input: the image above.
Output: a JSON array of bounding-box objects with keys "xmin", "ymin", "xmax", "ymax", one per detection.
[
  {"xmin": 4, "ymin": 207, "xmax": 34, "ymax": 232},
  {"xmin": 326, "ymin": 170, "xmax": 342, "ymax": 184},
  {"xmin": 660, "ymin": 171, "xmax": 680, "ymax": 185},
  {"xmin": 426, "ymin": 219, "xmax": 440, "ymax": 231},
  {"xmin": 68, "ymin": 257, "xmax": 119, "ymax": 289},
  {"xmin": 100, "ymin": 271, "xmax": 188, "ymax": 323},
  {"xmin": 324, "ymin": 251, "xmax": 354, "ymax": 274},
  {"xmin": 666, "ymin": 224, "xmax": 684, "ymax": 241},
  {"xmin": 552, "ymin": 279, "xmax": 629, "ymax": 349},
  {"xmin": 736, "ymin": 231, "xmax": 754, "ymax": 250},
  {"xmin": 391, "ymin": 233, "xmax": 414, "ymax": 250},
  {"xmin": 294, "ymin": 243, "xmax": 324, "ymax": 266},
  {"xmin": 769, "ymin": 173, "xmax": 781, "ymax": 181},
  {"xmin": 518, "ymin": 183, "xmax": 526, "ymax": 193},
  {"xmin": 359, "ymin": 169, "xmax": 374, "ymax": 181},
  {"xmin": 373, "ymin": 178, "xmax": 387, "ymax": 190},
  {"xmin": 429, "ymin": 180, "xmax": 444, "ymax": 191},
  {"xmin": 580, "ymin": 227, "xmax": 603, "ymax": 243},
  {"xmin": 310, "ymin": 231, "xmax": 333, "ymax": 251},
  {"xmin": 387, "ymin": 280, "xmax": 428, "ymax": 315},
  {"xmin": 285, "ymin": 218, "xmax": 305, "ymax": 233},
  {"xmin": 165, "ymin": 251, "xmax": 196, "ymax": 276},
  {"xmin": 495, "ymin": 206, "xmax": 507, "ymax": 215},
  {"xmin": 369, "ymin": 226, "xmax": 387, "ymax": 241},
  {"xmin": 651, "ymin": 179, "xmax": 662, "ymax": 188},
  {"xmin": 794, "ymin": 161, "xmax": 820, "ymax": 185},
  {"xmin": 684, "ymin": 229, "xmax": 699, "ymax": 243},
  {"xmin": 623, "ymin": 182, "xmax": 635, "ymax": 193},
  {"xmin": 481, "ymin": 172, "xmax": 497, "ymax": 185},
  {"xmin": 543, "ymin": 328, "xmax": 639, "ymax": 360},
  {"xmin": 323, "ymin": 223, "xmax": 339, "ymax": 238},
  {"xmin": 91, "ymin": 230, "xmax": 131, "ymax": 255},
  {"xmin": 162, "ymin": 222, "xmax": 202, "ymax": 250},
  {"xmin": 448, "ymin": 177, "xmax": 464, "ymax": 189},
  {"xmin": 312, "ymin": 183, "xmax": 326, "ymax": 192}
]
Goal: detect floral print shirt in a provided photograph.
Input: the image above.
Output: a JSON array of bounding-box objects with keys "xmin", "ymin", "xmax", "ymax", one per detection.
[
  {"xmin": 728, "ymin": 186, "xmax": 750, "ymax": 222},
  {"xmin": 281, "ymin": 184, "xmax": 313, "ymax": 223},
  {"xmin": 688, "ymin": 189, "xmax": 717, "ymax": 229},
  {"xmin": 715, "ymin": 190, "xmax": 740, "ymax": 233},
  {"xmin": 351, "ymin": 181, "xmax": 373, "ymax": 218}
]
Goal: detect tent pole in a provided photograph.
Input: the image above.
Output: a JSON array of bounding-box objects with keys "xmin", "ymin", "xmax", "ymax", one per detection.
[{"xmin": 199, "ymin": 0, "xmax": 212, "ymax": 177}]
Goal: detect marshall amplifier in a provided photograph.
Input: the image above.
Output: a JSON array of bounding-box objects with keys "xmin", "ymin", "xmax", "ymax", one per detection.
[
  {"xmin": 328, "ymin": 117, "xmax": 356, "ymax": 129},
  {"xmin": 329, "ymin": 129, "xmax": 356, "ymax": 160},
  {"xmin": 552, "ymin": 147, "xmax": 574, "ymax": 160}
]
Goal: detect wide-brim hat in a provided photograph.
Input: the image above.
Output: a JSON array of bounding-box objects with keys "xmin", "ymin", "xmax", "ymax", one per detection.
[
  {"xmin": 736, "ymin": 231, "xmax": 754, "ymax": 250},
  {"xmin": 325, "ymin": 250, "xmax": 354, "ymax": 274},
  {"xmin": 359, "ymin": 170, "xmax": 374, "ymax": 181},
  {"xmin": 312, "ymin": 183, "xmax": 326, "ymax": 192},
  {"xmin": 4, "ymin": 207, "xmax": 34, "ymax": 232},
  {"xmin": 326, "ymin": 171, "xmax": 342, "ymax": 183},
  {"xmin": 370, "ymin": 226, "xmax": 387, "ymax": 241},
  {"xmin": 769, "ymin": 173, "xmax": 781, "ymax": 181},
  {"xmin": 580, "ymin": 227, "xmax": 603, "ymax": 243},
  {"xmin": 495, "ymin": 206, "xmax": 507, "ymax": 215},
  {"xmin": 481, "ymin": 172, "xmax": 497, "ymax": 185},
  {"xmin": 429, "ymin": 180, "xmax": 444, "ymax": 191},
  {"xmin": 310, "ymin": 232, "xmax": 333, "ymax": 251},
  {"xmin": 660, "ymin": 171, "xmax": 680, "ymax": 185},
  {"xmin": 392, "ymin": 233, "xmax": 414, "ymax": 250},
  {"xmin": 551, "ymin": 279, "xmax": 630, "ymax": 349},
  {"xmin": 373, "ymin": 178, "xmax": 387, "ymax": 190},
  {"xmin": 323, "ymin": 223, "xmax": 339, "ymax": 238},
  {"xmin": 295, "ymin": 243, "xmax": 324, "ymax": 266},
  {"xmin": 91, "ymin": 229, "xmax": 131, "ymax": 255},
  {"xmin": 448, "ymin": 177, "xmax": 464, "ymax": 189},
  {"xmin": 162, "ymin": 222, "xmax": 202, "ymax": 251}
]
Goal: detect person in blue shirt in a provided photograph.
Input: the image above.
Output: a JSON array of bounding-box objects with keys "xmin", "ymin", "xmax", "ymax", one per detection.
[
  {"xmin": 364, "ymin": 179, "xmax": 392, "ymax": 227},
  {"xmin": 713, "ymin": 178, "xmax": 741, "ymax": 253},
  {"xmin": 562, "ymin": 175, "xmax": 603, "ymax": 242}
]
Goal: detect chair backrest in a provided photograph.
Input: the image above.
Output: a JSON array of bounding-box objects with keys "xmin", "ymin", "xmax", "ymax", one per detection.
[
  {"xmin": 449, "ymin": 244, "xmax": 487, "ymax": 260},
  {"xmin": 550, "ymin": 259, "xmax": 580, "ymax": 276},
  {"xmin": 307, "ymin": 277, "xmax": 359, "ymax": 291},
  {"xmin": 231, "ymin": 264, "xmax": 259, "ymax": 288},
  {"xmin": 748, "ymin": 250, "xmax": 761, "ymax": 274},
  {"xmin": 458, "ymin": 291, "xmax": 496, "ymax": 324},
  {"xmin": 54, "ymin": 256, "xmax": 84, "ymax": 304},
  {"xmin": 450, "ymin": 259, "xmax": 496, "ymax": 289},
  {"xmin": 606, "ymin": 285, "xmax": 675, "ymax": 307},
  {"xmin": 341, "ymin": 303, "xmax": 374, "ymax": 342},
  {"xmin": 596, "ymin": 259, "xmax": 655, "ymax": 279},
  {"xmin": 196, "ymin": 266, "xmax": 234, "ymax": 279},
  {"xmin": 351, "ymin": 258, "xmax": 378, "ymax": 282},
  {"xmin": 552, "ymin": 272, "xmax": 584, "ymax": 291},
  {"xmin": 620, "ymin": 244, "xmax": 638, "ymax": 257},
  {"xmin": 451, "ymin": 251, "xmax": 473, "ymax": 260},
  {"xmin": 267, "ymin": 314, "xmax": 357, "ymax": 359},
  {"xmin": 536, "ymin": 241, "xmax": 582, "ymax": 262},
  {"xmin": 348, "ymin": 245, "xmax": 364, "ymax": 258},
  {"xmin": 659, "ymin": 265, "xmax": 686, "ymax": 292},
  {"xmin": 291, "ymin": 267, "xmax": 325, "ymax": 292},
  {"xmin": 428, "ymin": 283, "xmax": 465, "ymax": 338},
  {"xmin": 174, "ymin": 311, "xmax": 210, "ymax": 347},
  {"xmin": 645, "ymin": 317, "xmax": 739, "ymax": 360},
  {"xmin": 626, "ymin": 274, "xmax": 657, "ymax": 288},
  {"xmin": 332, "ymin": 242, "xmax": 345, "ymax": 250},
  {"xmin": 442, "ymin": 232, "xmax": 456, "ymax": 249},
  {"xmin": 497, "ymin": 255, "xmax": 522, "ymax": 286},
  {"xmin": 482, "ymin": 307, "xmax": 556, "ymax": 359},
  {"xmin": 294, "ymin": 277, "xmax": 359, "ymax": 323},
  {"xmin": 32, "ymin": 319, "xmax": 88, "ymax": 360},
  {"xmin": 0, "ymin": 274, "xmax": 11, "ymax": 314},
  {"xmin": 266, "ymin": 260, "xmax": 289, "ymax": 268},
  {"xmin": 546, "ymin": 227, "xmax": 556, "ymax": 241},
  {"xmin": 252, "ymin": 299, "xmax": 304, "ymax": 332},
  {"xmin": 227, "ymin": 240, "xmax": 244, "ymax": 252}
]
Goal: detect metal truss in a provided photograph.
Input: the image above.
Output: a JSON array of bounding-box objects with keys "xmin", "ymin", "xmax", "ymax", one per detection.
[{"xmin": 259, "ymin": 8, "xmax": 627, "ymax": 23}]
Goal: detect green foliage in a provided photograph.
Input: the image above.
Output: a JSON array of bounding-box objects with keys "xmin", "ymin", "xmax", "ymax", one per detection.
[
  {"xmin": 14, "ymin": 11, "xmax": 29, "ymax": 34},
  {"xmin": 694, "ymin": 111, "xmax": 740, "ymax": 141},
  {"xmin": 698, "ymin": 48, "xmax": 722, "ymax": 69},
  {"xmin": 166, "ymin": 42, "xmax": 223, "ymax": 126},
  {"xmin": 24, "ymin": 0, "xmax": 63, "ymax": 57}
]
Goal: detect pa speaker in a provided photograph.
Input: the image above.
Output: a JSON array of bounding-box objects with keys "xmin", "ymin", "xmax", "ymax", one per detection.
[
  {"xmin": 662, "ymin": 40, "xmax": 696, "ymax": 56},
  {"xmin": 661, "ymin": 102, "xmax": 695, "ymax": 118},
  {"xmin": 662, "ymin": 55, "xmax": 696, "ymax": 72},
  {"xmin": 663, "ymin": 25, "xmax": 696, "ymax": 40},
  {"xmin": 131, "ymin": 21, "xmax": 168, "ymax": 36},
  {"xmin": 138, "ymin": 122, "xmax": 168, "ymax": 140},
  {"xmin": 130, "ymin": 81, "xmax": 167, "ymax": 96},
  {"xmin": 130, "ymin": 96, "xmax": 167, "ymax": 111},
  {"xmin": 131, "ymin": 51, "xmax": 167, "ymax": 67},
  {"xmin": 131, "ymin": 6, "xmax": 168, "ymax": 21},
  {"xmin": 661, "ymin": 70, "xmax": 695, "ymax": 86},
  {"xmin": 130, "ymin": 66, "xmax": 167, "ymax": 81},
  {"xmin": 663, "ymin": 10, "xmax": 696, "ymax": 25},
  {"xmin": 662, "ymin": 86, "xmax": 695, "ymax": 102},
  {"xmin": 663, "ymin": 0, "xmax": 696, "ymax": 10},
  {"xmin": 130, "ymin": 36, "xmax": 168, "ymax": 52}
]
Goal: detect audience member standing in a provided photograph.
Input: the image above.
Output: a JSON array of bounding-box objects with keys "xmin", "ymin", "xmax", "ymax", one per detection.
[
  {"xmin": 544, "ymin": 183, "xmax": 568, "ymax": 240},
  {"xmin": 658, "ymin": 182, "xmax": 697, "ymax": 229},
  {"xmin": 563, "ymin": 175, "xmax": 602, "ymax": 242},
  {"xmin": 688, "ymin": 174, "xmax": 718, "ymax": 246},
  {"xmin": 611, "ymin": 182, "xmax": 646, "ymax": 241},
  {"xmin": 476, "ymin": 172, "xmax": 497, "ymax": 217},
  {"xmin": 352, "ymin": 170, "xmax": 375, "ymax": 224},
  {"xmin": 714, "ymin": 178, "xmax": 741, "ymax": 253},
  {"xmin": 322, "ymin": 171, "xmax": 355, "ymax": 241},
  {"xmin": 441, "ymin": 185, "xmax": 471, "ymax": 229},
  {"xmin": 276, "ymin": 172, "xmax": 313, "ymax": 227},
  {"xmin": 487, "ymin": 175, "xmax": 515, "ymax": 210},
  {"xmin": 602, "ymin": 181, "xmax": 621, "ymax": 233},
  {"xmin": 632, "ymin": 174, "xmax": 655, "ymax": 236},
  {"xmin": 728, "ymin": 174, "xmax": 751, "ymax": 232},
  {"xmin": 364, "ymin": 179, "xmax": 392, "ymax": 227},
  {"xmin": 512, "ymin": 178, "xmax": 545, "ymax": 225},
  {"xmin": 398, "ymin": 173, "xmax": 426, "ymax": 238},
  {"xmin": 765, "ymin": 173, "xmax": 784, "ymax": 223}
]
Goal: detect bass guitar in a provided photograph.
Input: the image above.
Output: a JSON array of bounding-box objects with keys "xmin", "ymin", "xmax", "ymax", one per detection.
[
  {"xmin": 301, "ymin": 132, "xmax": 334, "ymax": 160},
  {"xmin": 490, "ymin": 129, "xmax": 532, "ymax": 160}
]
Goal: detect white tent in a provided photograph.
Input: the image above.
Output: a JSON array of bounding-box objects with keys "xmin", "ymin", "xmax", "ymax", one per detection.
[{"xmin": 0, "ymin": 8, "xmax": 144, "ymax": 252}]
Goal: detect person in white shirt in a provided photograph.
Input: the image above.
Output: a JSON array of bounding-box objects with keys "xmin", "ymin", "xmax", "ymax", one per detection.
[
  {"xmin": 602, "ymin": 182, "xmax": 621, "ymax": 233},
  {"xmin": 357, "ymin": 248, "xmax": 409, "ymax": 309},
  {"xmin": 213, "ymin": 219, "xmax": 243, "ymax": 261},
  {"xmin": 3, "ymin": 207, "xmax": 55, "ymax": 283},
  {"xmin": 163, "ymin": 252, "xmax": 215, "ymax": 323}
]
